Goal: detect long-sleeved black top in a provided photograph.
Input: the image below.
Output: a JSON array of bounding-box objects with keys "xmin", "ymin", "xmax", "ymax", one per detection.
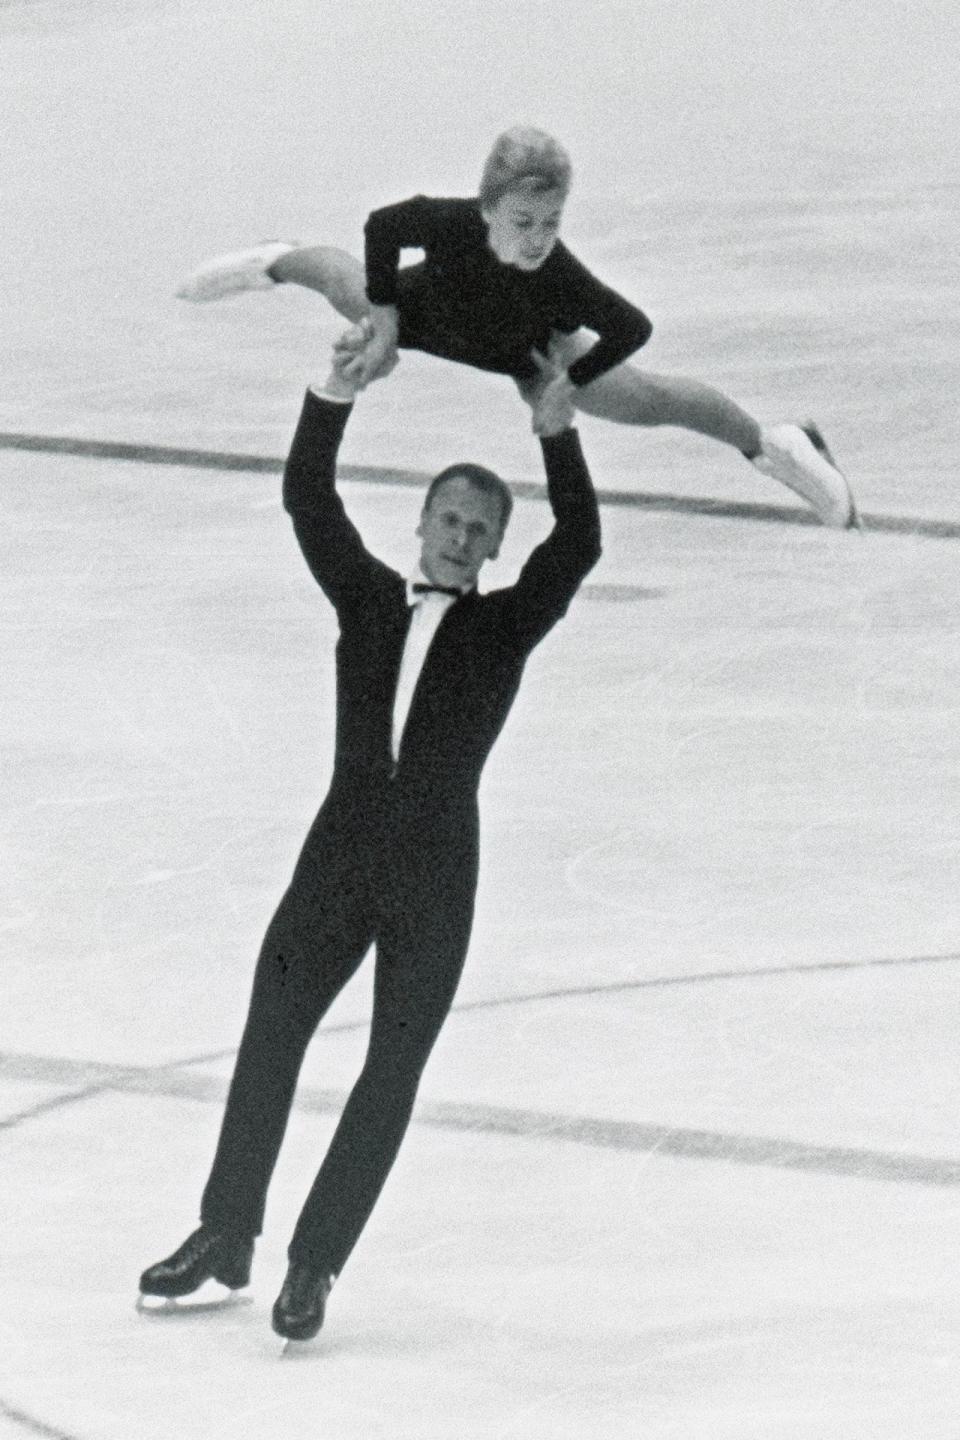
[
  {"xmin": 363, "ymin": 195, "xmax": 652, "ymax": 388},
  {"xmin": 282, "ymin": 392, "xmax": 601, "ymax": 816}
]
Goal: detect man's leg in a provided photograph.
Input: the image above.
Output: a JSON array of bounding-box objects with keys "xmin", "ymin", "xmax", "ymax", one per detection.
[
  {"xmin": 140, "ymin": 820, "xmax": 374, "ymax": 1299},
  {"xmin": 284, "ymin": 858, "xmax": 477, "ymax": 1283},
  {"xmin": 270, "ymin": 892, "xmax": 473, "ymax": 1339},
  {"xmin": 200, "ymin": 844, "xmax": 375, "ymax": 1239},
  {"xmin": 139, "ymin": 897, "xmax": 372, "ymax": 1296}
]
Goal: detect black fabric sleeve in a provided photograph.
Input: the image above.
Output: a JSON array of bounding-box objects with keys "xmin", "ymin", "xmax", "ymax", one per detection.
[
  {"xmin": 504, "ymin": 427, "xmax": 602, "ymax": 652},
  {"xmin": 281, "ymin": 391, "xmax": 393, "ymax": 609},
  {"xmin": 364, "ymin": 194, "xmax": 438, "ymax": 306},
  {"xmin": 554, "ymin": 248, "xmax": 653, "ymax": 387}
]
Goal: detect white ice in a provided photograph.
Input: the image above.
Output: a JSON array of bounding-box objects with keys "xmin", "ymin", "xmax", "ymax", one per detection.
[{"xmin": 2, "ymin": 2, "xmax": 960, "ymax": 1437}]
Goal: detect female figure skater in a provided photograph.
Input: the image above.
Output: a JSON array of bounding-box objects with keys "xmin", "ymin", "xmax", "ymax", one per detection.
[{"xmin": 179, "ymin": 126, "xmax": 857, "ymax": 528}]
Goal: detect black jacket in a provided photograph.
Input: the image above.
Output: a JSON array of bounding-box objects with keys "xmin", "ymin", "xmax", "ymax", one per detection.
[{"xmin": 282, "ymin": 392, "xmax": 601, "ymax": 831}]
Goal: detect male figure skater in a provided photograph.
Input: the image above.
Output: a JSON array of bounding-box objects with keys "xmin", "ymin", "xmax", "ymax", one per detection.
[{"xmin": 138, "ymin": 344, "xmax": 601, "ymax": 1341}]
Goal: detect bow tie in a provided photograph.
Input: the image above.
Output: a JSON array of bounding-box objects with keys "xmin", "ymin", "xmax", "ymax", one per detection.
[{"xmin": 411, "ymin": 582, "xmax": 462, "ymax": 599}]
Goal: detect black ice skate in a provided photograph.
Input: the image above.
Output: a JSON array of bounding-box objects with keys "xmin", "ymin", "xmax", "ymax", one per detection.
[
  {"xmin": 272, "ymin": 1262, "xmax": 335, "ymax": 1345},
  {"xmin": 137, "ymin": 1225, "xmax": 254, "ymax": 1311}
]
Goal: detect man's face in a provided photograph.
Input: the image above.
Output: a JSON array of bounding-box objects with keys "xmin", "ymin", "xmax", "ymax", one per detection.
[
  {"xmin": 417, "ymin": 476, "xmax": 504, "ymax": 591},
  {"xmin": 481, "ymin": 185, "xmax": 565, "ymax": 271}
]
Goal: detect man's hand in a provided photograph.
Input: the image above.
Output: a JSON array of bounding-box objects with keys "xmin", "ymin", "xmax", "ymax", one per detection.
[
  {"xmin": 316, "ymin": 328, "xmax": 366, "ymax": 401},
  {"xmin": 335, "ymin": 307, "xmax": 400, "ymax": 388},
  {"xmin": 529, "ymin": 350, "xmax": 577, "ymax": 437}
]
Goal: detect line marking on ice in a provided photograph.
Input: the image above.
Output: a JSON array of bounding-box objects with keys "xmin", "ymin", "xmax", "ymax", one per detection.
[{"xmin": 2, "ymin": 430, "xmax": 957, "ymax": 538}]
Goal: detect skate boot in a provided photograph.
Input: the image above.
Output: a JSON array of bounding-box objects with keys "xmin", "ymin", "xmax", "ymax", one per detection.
[
  {"xmin": 138, "ymin": 1225, "xmax": 254, "ymax": 1300},
  {"xmin": 752, "ymin": 421, "xmax": 860, "ymax": 529},
  {"xmin": 176, "ymin": 242, "xmax": 296, "ymax": 302},
  {"xmin": 272, "ymin": 1262, "xmax": 335, "ymax": 1344}
]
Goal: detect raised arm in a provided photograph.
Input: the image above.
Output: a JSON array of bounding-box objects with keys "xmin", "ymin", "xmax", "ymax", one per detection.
[
  {"xmin": 504, "ymin": 421, "xmax": 602, "ymax": 652},
  {"xmin": 281, "ymin": 373, "xmax": 392, "ymax": 610}
]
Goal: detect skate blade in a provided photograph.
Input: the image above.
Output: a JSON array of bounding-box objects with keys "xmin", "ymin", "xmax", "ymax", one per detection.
[
  {"xmin": 136, "ymin": 1287, "xmax": 252, "ymax": 1316},
  {"xmin": 278, "ymin": 1336, "xmax": 318, "ymax": 1357}
]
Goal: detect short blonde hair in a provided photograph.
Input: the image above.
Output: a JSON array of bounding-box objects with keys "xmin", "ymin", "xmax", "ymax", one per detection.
[{"xmin": 478, "ymin": 127, "xmax": 572, "ymax": 210}]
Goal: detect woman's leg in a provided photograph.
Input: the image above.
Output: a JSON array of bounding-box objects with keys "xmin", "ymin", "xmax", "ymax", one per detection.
[
  {"xmin": 546, "ymin": 330, "xmax": 761, "ymax": 453},
  {"xmin": 523, "ymin": 331, "xmax": 857, "ymax": 528},
  {"xmin": 177, "ymin": 242, "xmax": 370, "ymax": 319},
  {"xmin": 268, "ymin": 246, "xmax": 371, "ymax": 324}
]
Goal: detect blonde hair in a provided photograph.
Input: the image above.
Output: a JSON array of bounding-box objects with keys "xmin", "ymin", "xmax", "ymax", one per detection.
[{"xmin": 478, "ymin": 126, "xmax": 572, "ymax": 210}]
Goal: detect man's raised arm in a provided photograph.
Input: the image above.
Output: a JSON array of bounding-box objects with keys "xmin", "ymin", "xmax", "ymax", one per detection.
[
  {"xmin": 504, "ymin": 371, "xmax": 602, "ymax": 651},
  {"xmin": 281, "ymin": 350, "xmax": 387, "ymax": 607}
]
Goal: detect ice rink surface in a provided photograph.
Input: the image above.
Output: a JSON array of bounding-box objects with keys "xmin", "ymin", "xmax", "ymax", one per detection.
[{"xmin": 3, "ymin": 1, "xmax": 960, "ymax": 1436}]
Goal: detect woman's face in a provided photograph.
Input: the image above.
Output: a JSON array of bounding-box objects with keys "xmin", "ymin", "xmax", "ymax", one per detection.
[{"xmin": 481, "ymin": 185, "xmax": 565, "ymax": 271}]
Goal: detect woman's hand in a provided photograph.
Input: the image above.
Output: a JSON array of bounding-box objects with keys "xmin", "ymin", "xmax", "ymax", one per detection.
[
  {"xmin": 529, "ymin": 351, "xmax": 577, "ymax": 436},
  {"xmin": 335, "ymin": 307, "xmax": 400, "ymax": 387}
]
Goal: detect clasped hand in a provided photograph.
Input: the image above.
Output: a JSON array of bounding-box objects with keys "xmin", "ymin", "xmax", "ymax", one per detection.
[
  {"xmin": 529, "ymin": 351, "xmax": 577, "ymax": 437},
  {"xmin": 333, "ymin": 313, "xmax": 399, "ymax": 389}
]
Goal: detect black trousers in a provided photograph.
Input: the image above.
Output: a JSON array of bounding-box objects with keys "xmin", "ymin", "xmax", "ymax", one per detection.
[{"xmin": 200, "ymin": 790, "xmax": 478, "ymax": 1278}]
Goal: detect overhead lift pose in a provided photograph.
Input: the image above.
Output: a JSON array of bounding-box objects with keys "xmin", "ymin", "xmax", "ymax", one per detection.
[{"xmin": 139, "ymin": 340, "xmax": 601, "ymax": 1343}]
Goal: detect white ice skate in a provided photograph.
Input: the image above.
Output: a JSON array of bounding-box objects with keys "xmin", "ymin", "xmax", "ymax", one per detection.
[
  {"xmin": 176, "ymin": 241, "xmax": 296, "ymax": 302},
  {"xmin": 752, "ymin": 422, "xmax": 860, "ymax": 529}
]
